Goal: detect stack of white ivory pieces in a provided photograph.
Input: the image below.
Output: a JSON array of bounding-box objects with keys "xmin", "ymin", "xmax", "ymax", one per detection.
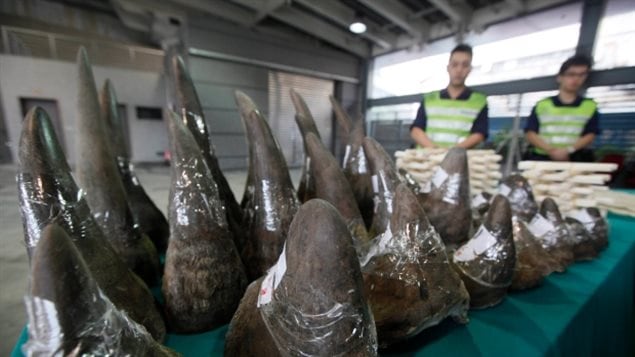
[
  {"xmin": 394, "ymin": 148, "xmax": 503, "ymax": 195},
  {"xmin": 517, "ymin": 161, "xmax": 634, "ymax": 217}
]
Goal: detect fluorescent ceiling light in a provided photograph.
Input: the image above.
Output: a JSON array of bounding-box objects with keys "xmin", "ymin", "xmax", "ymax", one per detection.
[{"xmin": 349, "ymin": 21, "xmax": 367, "ymax": 34}]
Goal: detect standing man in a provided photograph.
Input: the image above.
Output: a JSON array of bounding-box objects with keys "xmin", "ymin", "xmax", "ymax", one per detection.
[
  {"xmin": 524, "ymin": 55, "xmax": 599, "ymax": 162},
  {"xmin": 410, "ymin": 44, "xmax": 488, "ymax": 149}
]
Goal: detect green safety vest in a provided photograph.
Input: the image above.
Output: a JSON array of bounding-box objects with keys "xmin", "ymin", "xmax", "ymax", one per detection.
[
  {"xmin": 533, "ymin": 97, "xmax": 597, "ymax": 155},
  {"xmin": 422, "ymin": 90, "xmax": 487, "ymax": 148}
]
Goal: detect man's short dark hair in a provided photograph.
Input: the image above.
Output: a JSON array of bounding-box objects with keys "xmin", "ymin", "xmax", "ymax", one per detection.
[
  {"xmin": 558, "ymin": 55, "xmax": 592, "ymax": 75},
  {"xmin": 451, "ymin": 44, "xmax": 473, "ymax": 57}
]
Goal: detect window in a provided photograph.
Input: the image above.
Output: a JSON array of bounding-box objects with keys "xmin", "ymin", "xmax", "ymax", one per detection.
[{"xmin": 592, "ymin": 2, "xmax": 635, "ymax": 70}]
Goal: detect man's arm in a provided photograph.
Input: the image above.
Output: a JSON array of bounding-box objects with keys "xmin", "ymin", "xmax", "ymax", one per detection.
[
  {"xmin": 572, "ymin": 133, "xmax": 596, "ymax": 150},
  {"xmin": 410, "ymin": 101, "xmax": 437, "ymax": 148},
  {"xmin": 525, "ymin": 131, "xmax": 569, "ymax": 161},
  {"xmin": 411, "ymin": 127, "xmax": 437, "ymax": 148},
  {"xmin": 456, "ymin": 133, "xmax": 484, "ymax": 149},
  {"xmin": 458, "ymin": 104, "xmax": 487, "ymax": 149}
]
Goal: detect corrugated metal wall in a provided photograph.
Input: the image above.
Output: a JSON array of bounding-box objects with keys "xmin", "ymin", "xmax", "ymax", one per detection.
[
  {"xmin": 189, "ymin": 56, "xmax": 268, "ymax": 170},
  {"xmin": 187, "ymin": 15, "xmax": 362, "ymax": 170}
]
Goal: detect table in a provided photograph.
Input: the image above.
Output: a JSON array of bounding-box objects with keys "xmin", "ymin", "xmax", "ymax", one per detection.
[{"xmin": 12, "ymin": 213, "xmax": 635, "ymax": 357}]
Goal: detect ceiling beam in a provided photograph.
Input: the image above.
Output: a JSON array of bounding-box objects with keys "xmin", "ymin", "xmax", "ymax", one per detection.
[
  {"xmin": 293, "ymin": 0, "xmax": 395, "ymax": 49},
  {"xmin": 228, "ymin": 1, "xmax": 370, "ymax": 57},
  {"xmin": 171, "ymin": 0, "xmax": 258, "ymax": 27},
  {"xmin": 231, "ymin": 0, "xmax": 288, "ymax": 25},
  {"xmin": 357, "ymin": 0, "xmax": 430, "ymax": 39},
  {"xmin": 371, "ymin": 0, "xmax": 571, "ymax": 56},
  {"xmin": 428, "ymin": 0, "xmax": 471, "ymax": 23}
]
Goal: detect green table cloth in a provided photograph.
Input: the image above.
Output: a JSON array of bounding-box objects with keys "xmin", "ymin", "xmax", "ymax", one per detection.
[{"xmin": 12, "ymin": 213, "xmax": 635, "ymax": 357}]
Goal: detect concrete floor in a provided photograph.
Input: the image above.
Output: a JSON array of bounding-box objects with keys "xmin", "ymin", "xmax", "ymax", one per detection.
[{"xmin": 0, "ymin": 163, "xmax": 300, "ymax": 355}]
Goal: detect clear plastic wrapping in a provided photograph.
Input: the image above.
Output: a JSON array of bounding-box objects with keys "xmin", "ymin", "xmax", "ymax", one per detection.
[
  {"xmin": 568, "ymin": 207, "xmax": 609, "ymax": 251},
  {"xmin": 259, "ymin": 284, "xmax": 377, "ymax": 356},
  {"xmin": 420, "ymin": 148, "xmax": 472, "ymax": 248},
  {"xmin": 510, "ymin": 217, "xmax": 558, "ymax": 290},
  {"xmin": 498, "ymin": 174, "xmax": 538, "ymax": 222},
  {"xmin": 17, "ymin": 172, "xmax": 95, "ymax": 256},
  {"xmin": 524, "ymin": 198, "xmax": 575, "ymax": 271},
  {"xmin": 164, "ymin": 113, "xmax": 247, "ymax": 333},
  {"xmin": 23, "ymin": 290, "xmax": 177, "ymax": 357},
  {"xmin": 17, "ymin": 105, "xmax": 166, "ymax": 341},
  {"xmin": 358, "ymin": 183, "xmax": 470, "ymax": 346},
  {"xmin": 452, "ymin": 195, "xmax": 515, "ymax": 309},
  {"xmin": 565, "ymin": 217, "xmax": 599, "ymax": 261},
  {"xmin": 255, "ymin": 200, "xmax": 378, "ymax": 356},
  {"xmin": 471, "ymin": 191, "xmax": 493, "ymax": 231},
  {"xmin": 453, "ymin": 225, "xmax": 515, "ymax": 288},
  {"xmin": 23, "ymin": 224, "xmax": 177, "ymax": 356}
]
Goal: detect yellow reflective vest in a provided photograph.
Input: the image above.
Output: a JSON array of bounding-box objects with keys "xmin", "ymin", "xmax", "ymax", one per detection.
[
  {"xmin": 422, "ymin": 90, "xmax": 487, "ymax": 148},
  {"xmin": 533, "ymin": 97, "xmax": 597, "ymax": 155}
]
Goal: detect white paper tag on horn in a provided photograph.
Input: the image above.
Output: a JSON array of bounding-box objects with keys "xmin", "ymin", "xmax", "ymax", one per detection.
[
  {"xmin": 371, "ymin": 174, "xmax": 379, "ymax": 193},
  {"xmin": 432, "ymin": 167, "xmax": 449, "ymax": 188},
  {"xmin": 570, "ymin": 209, "xmax": 593, "ymax": 224},
  {"xmin": 498, "ymin": 184, "xmax": 511, "ymax": 197},
  {"xmin": 453, "ymin": 226, "xmax": 498, "ymax": 262},
  {"xmin": 257, "ymin": 244, "xmax": 287, "ymax": 307},
  {"xmin": 356, "ymin": 148, "xmax": 368, "ymax": 174},
  {"xmin": 472, "ymin": 193, "xmax": 488, "ymax": 208},
  {"xmin": 343, "ymin": 145, "xmax": 351, "ymax": 168},
  {"xmin": 421, "ymin": 179, "xmax": 432, "ymax": 193},
  {"xmin": 528, "ymin": 214, "xmax": 555, "ymax": 238}
]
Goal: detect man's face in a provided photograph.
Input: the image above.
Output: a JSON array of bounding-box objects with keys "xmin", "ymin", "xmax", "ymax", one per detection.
[
  {"xmin": 557, "ymin": 64, "xmax": 589, "ymax": 93},
  {"xmin": 447, "ymin": 51, "xmax": 472, "ymax": 87}
]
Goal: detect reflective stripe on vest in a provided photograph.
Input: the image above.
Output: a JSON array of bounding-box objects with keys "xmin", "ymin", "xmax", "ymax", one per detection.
[
  {"xmin": 534, "ymin": 98, "xmax": 597, "ymax": 155},
  {"xmin": 422, "ymin": 90, "xmax": 487, "ymax": 148}
]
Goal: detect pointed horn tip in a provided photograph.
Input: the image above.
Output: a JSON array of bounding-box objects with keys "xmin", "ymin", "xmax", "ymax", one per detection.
[
  {"xmin": 76, "ymin": 46, "xmax": 91, "ymax": 66},
  {"xmin": 32, "ymin": 223, "xmax": 73, "ymax": 268}
]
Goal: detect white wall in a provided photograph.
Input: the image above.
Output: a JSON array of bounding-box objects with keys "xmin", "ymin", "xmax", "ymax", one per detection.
[{"xmin": 0, "ymin": 54, "xmax": 167, "ymax": 165}]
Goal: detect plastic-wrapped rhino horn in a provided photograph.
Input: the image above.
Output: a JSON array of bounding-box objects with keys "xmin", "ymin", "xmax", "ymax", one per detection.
[
  {"xmin": 569, "ymin": 207, "xmax": 608, "ymax": 251},
  {"xmin": 510, "ymin": 217, "xmax": 558, "ymax": 291},
  {"xmin": 172, "ymin": 55, "xmax": 246, "ymax": 253},
  {"xmin": 163, "ymin": 110, "xmax": 247, "ymax": 333},
  {"xmin": 295, "ymin": 113, "xmax": 319, "ymax": 203},
  {"xmin": 534, "ymin": 198, "xmax": 575, "ymax": 270},
  {"xmin": 291, "ymin": 90, "xmax": 320, "ymax": 203},
  {"xmin": 421, "ymin": 147, "xmax": 472, "ymax": 249},
  {"xmin": 348, "ymin": 117, "xmax": 374, "ymax": 229},
  {"xmin": 362, "ymin": 137, "xmax": 403, "ymax": 237},
  {"xmin": 75, "ymin": 47, "xmax": 160, "ymax": 285},
  {"xmin": 304, "ymin": 132, "xmax": 369, "ymax": 247},
  {"xmin": 329, "ymin": 95, "xmax": 353, "ymax": 135},
  {"xmin": 24, "ymin": 224, "xmax": 179, "ymax": 356},
  {"xmin": 17, "ymin": 107, "xmax": 166, "ymax": 341},
  {"xmin": 362, "ymin": 183, "xmax": 469, "ymax": 347},
  {"xmin": 498, "ymin": 174, "xmax": 539, "ymax": 222},
  {"xmin": 564, "ymin": 216, "xmax": 598, "ymax": 261},
  {"xmin": 225, "ymin": 199, "xmax": 378, "ymax": 356},
  {"xmin": 99, "ymin": 79, "xmax": 169, "ymax": 253},
  {"xmin": 234, "ymin": 90, "xmax": 299, "ymax": 280},
  {"xmin": 452, "ymin": 194, "xmax": 515, "ymax": 309}
]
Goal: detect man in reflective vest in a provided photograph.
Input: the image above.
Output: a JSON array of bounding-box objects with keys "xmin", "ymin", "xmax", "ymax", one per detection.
[
  {"xmin": 410, "ymin": 44, "xmax": 488, "ymax": 149},
  {"xmin": 525, "ymin": 55, "xmax": 599, "ymax": 162}
]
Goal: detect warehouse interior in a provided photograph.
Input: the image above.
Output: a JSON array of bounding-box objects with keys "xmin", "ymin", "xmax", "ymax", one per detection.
[{"xmin": 0, "ymin": 0, "xmax": 634, "ymax": 356}]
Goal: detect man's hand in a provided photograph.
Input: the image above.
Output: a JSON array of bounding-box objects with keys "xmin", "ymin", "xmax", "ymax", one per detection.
[{"xmin": 548, "ymin": 148, "xmax": 569, "ymax": 161}]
